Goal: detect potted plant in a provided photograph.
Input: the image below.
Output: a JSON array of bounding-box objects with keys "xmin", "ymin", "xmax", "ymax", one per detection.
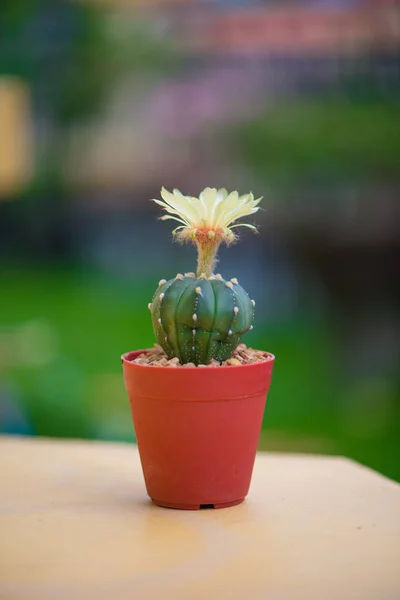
[{"xmin": 122, "ymin": 187, "xmax": 275, "ymax": 509}]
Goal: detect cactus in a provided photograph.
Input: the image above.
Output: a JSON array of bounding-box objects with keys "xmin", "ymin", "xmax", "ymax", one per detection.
[
  {"xmin": 149, "ymin": 273, "xmax": 255, "ymax": 365},
  {"xmin": 149, "ymin": 187, "xmax": 262, "ymax": 365}
]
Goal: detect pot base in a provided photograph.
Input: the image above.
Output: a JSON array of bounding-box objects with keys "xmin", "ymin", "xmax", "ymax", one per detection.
[{"xmin": 151, "ymin": 498, "xmax": 245, "ymax": 510}]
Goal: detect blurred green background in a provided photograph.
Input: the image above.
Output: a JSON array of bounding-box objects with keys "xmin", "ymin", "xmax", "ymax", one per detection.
[{"xmin": 1, "ymin": 0, "xmax": 399, "ymax": 481}]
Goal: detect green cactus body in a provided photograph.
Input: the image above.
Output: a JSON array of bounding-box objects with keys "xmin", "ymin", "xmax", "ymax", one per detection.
[{"xmin": 149, "ymin": 274, "xmax": 255, "ymax": 365}]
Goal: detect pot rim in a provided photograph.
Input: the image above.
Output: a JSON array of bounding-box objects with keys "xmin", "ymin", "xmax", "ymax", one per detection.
[{"xmin": 121, "ymin": 349, "xmax": 275, "ymax": 370}]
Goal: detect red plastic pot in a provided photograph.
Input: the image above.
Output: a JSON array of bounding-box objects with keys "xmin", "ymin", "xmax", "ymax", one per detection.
[{"xmin": 121, "ymin": 349, "xmax": 275, "ymax": 510}]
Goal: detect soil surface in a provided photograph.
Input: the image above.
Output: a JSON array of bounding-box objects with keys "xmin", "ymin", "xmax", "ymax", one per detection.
[{"xmin": 130, "ymin": 343, "xmax": 270, "ymax": 367}]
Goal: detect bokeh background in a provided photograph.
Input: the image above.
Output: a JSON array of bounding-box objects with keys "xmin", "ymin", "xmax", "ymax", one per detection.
[{"xmin": 1, "ymin": 0, "xmax": 399, "ymax": 480}]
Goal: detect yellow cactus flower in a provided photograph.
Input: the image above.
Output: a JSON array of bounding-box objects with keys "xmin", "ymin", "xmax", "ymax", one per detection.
[
  {"xmin": 152, "ymin": 186, "xmax": 263, "ymax": 277},
  {"xmin": 153, "ymin": 187, "xmax": 262, "ymax": 240}
]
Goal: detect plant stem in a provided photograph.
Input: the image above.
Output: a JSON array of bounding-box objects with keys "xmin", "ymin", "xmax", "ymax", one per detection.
[{"xmin": 196, "ymin": 238, "xmax": 220, "ymax": 277}]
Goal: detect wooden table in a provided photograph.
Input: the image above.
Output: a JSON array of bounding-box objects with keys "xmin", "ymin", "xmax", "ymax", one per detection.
[{"xmin": 1, "ymin": 436, "xmax": 399, "ymax": 600}]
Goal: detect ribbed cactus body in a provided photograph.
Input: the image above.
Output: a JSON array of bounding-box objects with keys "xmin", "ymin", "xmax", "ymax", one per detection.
[{"xmin": 150, "ymin": 274, "xmax": 255, "ymax": 365}]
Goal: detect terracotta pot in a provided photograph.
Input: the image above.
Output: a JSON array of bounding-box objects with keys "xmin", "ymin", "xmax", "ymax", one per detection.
[{"xmin": 121, "ymin": 349, "xmax": 275, "ymax": 510}]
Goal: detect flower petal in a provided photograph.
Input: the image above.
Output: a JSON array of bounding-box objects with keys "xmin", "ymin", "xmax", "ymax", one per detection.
[
  {"xmin": 152, "ymin": 199, "xmax": 184, "ymax": 217},
  {"xmin": 199, "ymin": 187, "xmax": 218, "ymax": 222},
  {"xmin": 160, "ymin": 215, "xmax": 188, "ymax": 226},
  {"xmin": 172, "ymin": 225, "xmax": 187, "ymax": 234},
  {"xmin": 214, "ymin": 191, "xmax": 240, "ymax": 227},
  {"xmin": 229, "ymin": 223, "xmax": 258, "ymax": 230}
]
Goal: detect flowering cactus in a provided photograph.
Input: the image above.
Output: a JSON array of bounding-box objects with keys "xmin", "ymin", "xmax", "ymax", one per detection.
[{"xmin": 148, "ymin": 187, "xmax": 262, "ymax": 365}]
